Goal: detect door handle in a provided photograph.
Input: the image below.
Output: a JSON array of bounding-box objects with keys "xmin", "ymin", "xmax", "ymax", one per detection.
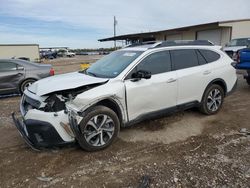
[
  {"xmin": 203, "ymin": 70, "xmax": 211, "ymax": 75},
  {"xmin": 167, "ymin": 78, "xmax": 177, "ymax": 83}
]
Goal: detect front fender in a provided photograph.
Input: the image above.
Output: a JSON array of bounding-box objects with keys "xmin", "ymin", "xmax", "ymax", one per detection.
[
  {"xmin": 67, "ymin": 95, "xmax": 127, "ymax": 123},
  {"xmin": 66, "ymin": 80, "xmax": 127, "ymax": 123}
]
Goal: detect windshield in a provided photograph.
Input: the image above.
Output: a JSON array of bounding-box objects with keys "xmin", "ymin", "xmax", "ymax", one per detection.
[
  {"xmin": 85, "ymin": 50, "xmax": 143, "ymax": 78},
  {"xmin": 228, "ymin": 38, "xmax": 250, "ymax": 47}
]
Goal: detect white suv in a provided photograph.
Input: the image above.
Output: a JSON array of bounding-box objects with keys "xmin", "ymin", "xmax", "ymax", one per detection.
[{"xmin": 12, "ymin": 40, "xmax": 237, "ymax": 151}]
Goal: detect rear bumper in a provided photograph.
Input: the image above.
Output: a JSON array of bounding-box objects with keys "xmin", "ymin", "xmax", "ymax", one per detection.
[
  {"xmin": 226, "ymin": 79, "xmax": 238, "ymax": 96},
  {"xmin": 12, "ymin": 112, "xmax": 71, "ymax": 150}
]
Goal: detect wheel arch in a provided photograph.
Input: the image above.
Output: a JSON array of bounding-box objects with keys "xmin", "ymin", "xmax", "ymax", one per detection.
[
  {"xmin": 19, "ymin": 78, "xmax": 38, "ymax": 92},
  {"xmin": 202, "ymin": 78, "xmax": 227, "ymax": 101},
  {"xmin": 84, "ymin": 98, "xmax": 125, "ymax": 127}
]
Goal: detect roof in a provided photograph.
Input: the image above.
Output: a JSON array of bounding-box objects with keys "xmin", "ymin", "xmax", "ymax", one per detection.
[
  {"xmin": 99, "ymin": 18, "xmax": 250, "ymax": 42},
  {"xmin": 0, "ymin": 44, "xmax": 39, "ymax": 46}
]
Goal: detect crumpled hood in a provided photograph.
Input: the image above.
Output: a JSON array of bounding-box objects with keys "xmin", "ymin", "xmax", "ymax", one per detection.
[
  {"xmin": 28, "ymin": 72, "xmax": 108, "ymax": 96},
  {"xmin": 223, "ymin": 46, "xmax": 247, "ymax": 52}
]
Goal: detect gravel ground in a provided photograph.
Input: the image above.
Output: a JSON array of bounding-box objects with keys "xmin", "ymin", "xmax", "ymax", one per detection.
[{"xmin": 0, "ymin": 56, "xmax": 249, "ymax": 187}]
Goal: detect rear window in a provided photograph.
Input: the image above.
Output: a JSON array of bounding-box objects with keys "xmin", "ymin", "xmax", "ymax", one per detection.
[
  {"xmin": 171, "ymin": 49, "xmax": 199, "ymax": 70},
  {"xmin": 199, "ymin": 49, "xmax": 220, "ymax": 63},
  {"xmin": 196, "ymin": 50, "xmax": 207, "ymax": 65}
]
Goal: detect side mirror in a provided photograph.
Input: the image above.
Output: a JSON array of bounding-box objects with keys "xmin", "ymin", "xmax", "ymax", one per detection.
[{"xmin": 131, "ymin": 70, "xmax": 151, "ymax": 81}]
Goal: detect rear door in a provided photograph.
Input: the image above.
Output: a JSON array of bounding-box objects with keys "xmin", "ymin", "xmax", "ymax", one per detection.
[
  {"xmin": 170, "ymin": 49, "xmax": 212, "ymax": 105},
  {"xmin": 124, "ymin": 50, "xmax": 177, "ymax": 121},
  {"xmin": 0, "ymin": 61, "xmax": 25, "ymax": 94}
]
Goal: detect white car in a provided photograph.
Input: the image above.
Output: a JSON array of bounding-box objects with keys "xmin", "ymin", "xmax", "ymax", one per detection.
[
  {"xmin": 65, "ymin": 50, "xmax": 76, "ymax": 57},
  {"xmin": 12, "ymin": 40, "xmax": 237, "ymax": 151}
]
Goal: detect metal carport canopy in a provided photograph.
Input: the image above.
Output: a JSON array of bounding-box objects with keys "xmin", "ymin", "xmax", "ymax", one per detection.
[
  {"xmin": 98, "ymin": 21, "xmax": 221, "ymax": 42},
  {"xmin": 98, "ymin": 32, "xmax": 158, "ymax": 42}
]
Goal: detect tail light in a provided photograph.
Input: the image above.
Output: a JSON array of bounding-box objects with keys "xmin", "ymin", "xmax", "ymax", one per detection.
[{"xmin": 49, "ymin": 67, "xmax": 55, "ymax": 76}]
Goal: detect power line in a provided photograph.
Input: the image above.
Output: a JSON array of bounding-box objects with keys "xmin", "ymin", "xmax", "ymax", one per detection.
[{"xmin": 114, "ymin": 16, "xmax": 118, "ymax": 49}]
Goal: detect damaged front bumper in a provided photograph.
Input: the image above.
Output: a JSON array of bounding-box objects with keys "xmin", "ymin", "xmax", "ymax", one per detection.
[
  {"xmin": 12, "ymin": 94, "xmax": 75, "ymax": 150},
  {"xmin": 12, "ymin": 112, "xmax": 73, "ymax": 150},
  {"xmin": 12, "ymin": 112, "xmax": 40, "ymax": 151}
]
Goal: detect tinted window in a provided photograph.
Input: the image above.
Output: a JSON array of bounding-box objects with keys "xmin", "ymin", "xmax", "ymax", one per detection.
[
  {"xmin": 171, "ymin": 49, "xmax": 199, "ymax": 70},
  {"xmin": 0, "ymin": 62, "xmax": 17, "ymax": 72},
  {"xmin": 196, "ymin": 50, "xmax": 207, "ymax": 65},
  {"xmin": 137, "ymin": 51, "xmax": 171, "ymax": 75},
  {"xmin": 199, "ymin": 49, "xmax": 220, "ymax": 63}
]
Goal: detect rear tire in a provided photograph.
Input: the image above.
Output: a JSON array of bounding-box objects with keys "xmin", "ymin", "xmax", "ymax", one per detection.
[
  {"xmin": 75, "ymin": 106, "xmax": 120, "ymax": 151},
  {"xmin": 246, "ymin": 78, "xmax": 250, "ymax": 85},
  {"xmin": 199, "ymin": 84, "xmax": 224, "ymax": 115},
  {"xmin": 20, "ymin": 79, "xmax": 36, "ymax": 94}
]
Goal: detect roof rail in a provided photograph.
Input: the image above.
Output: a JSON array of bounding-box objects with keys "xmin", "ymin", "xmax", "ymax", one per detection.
[
  {"xmin": 153, "ymin": 40, "xmax": 214, "ymax": 48},
  {"xmin": 124, "ymin": 40, "xmax": 214, "ymax": 49},
  {"xmin": 124, "ymin": 41, "xmax": 160, "ymax": 48}
]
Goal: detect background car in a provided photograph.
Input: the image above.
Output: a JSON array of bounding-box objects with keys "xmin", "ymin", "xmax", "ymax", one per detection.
[
  {"xmin": 40, "ymin": 50, "xmax": 58, "ymax": 59},
  {"xmin": 0, "ymin": 59, "xmax": 54, "ymax": 95},
  {"xmin": 223, "ymin": 37, "xmax": 250, "ymax": 60},
  {"xmin": 235, "ymin": 47, "xmax": 250, "ymax": 85}
]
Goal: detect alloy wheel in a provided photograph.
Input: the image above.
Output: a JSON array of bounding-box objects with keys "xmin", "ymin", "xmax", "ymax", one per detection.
[
  {"xmin": 83, "ymin": 114, "xmax": 115, "ymax": 147},
  {"xmin": 24, "ymin": 82, "xmax": 33, "ymax": 90},
  {"xmin": 206, "ymin": 88, "xmax": 222, "ymax": 112}
]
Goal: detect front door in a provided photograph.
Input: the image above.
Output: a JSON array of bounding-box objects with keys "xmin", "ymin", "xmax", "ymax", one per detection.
[{"xmin": 124, "ymin": 50, "xmax": 177, "ymax": 121}]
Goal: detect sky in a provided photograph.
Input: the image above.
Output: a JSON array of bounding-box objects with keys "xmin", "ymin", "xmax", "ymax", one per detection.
[{"xmin": 0, "ymin": 0, "xmax": 250, "ymax": 49}]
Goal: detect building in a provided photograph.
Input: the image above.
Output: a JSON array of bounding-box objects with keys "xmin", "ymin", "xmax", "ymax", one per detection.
[
  {"xmin": 99, "ymin": 19, "xmax": 250, "ymax": 46},
  {"xmin": 0, "ymin": 44, "xmax": 40, "ymax": 61}
]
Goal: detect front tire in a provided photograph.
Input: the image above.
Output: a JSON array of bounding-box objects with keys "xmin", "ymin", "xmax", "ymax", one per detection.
[
  {"xmin": 199, "ymin": 84, "xmax": 224, "ymax": 115},
  {"xmin": 76, "ymin": 106, "xmax": 120, "ymax": 151}
]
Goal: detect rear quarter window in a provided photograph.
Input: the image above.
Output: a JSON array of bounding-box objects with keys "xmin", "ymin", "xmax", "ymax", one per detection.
[{"xmin": 199, "ymin": 49, "xmax": 220, "ymax": 63}]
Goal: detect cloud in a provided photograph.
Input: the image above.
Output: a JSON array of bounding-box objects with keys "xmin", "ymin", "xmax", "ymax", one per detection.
[{"xmin": 0, "ymin": 0, "xmax": 250, "ymax": 48}]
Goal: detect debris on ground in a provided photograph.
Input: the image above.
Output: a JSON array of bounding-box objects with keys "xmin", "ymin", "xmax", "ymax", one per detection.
[
  {"xmin": 36, "ymin": 172, "xmax": 53, "ymax": 182},
  {"xmin": 239, "ymin": 128, "xmax": 250, "ymax": 136},
  {"xmin": 138, "ymin": 175, "xmax": 151, "ymax": 188}
]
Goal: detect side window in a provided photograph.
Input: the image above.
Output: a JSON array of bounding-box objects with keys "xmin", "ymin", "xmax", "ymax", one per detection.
[
  {"xmin": 196, "ymin": 50, "xmax": 207, "ymax": 65},
  {"xmin": 198, "ymin": 49, "xmax": 220, "ymax": 63},
  {"xmin": 0, "ymin": 62, "xmax": 17, "ymax": 72},
  {"xmin": 137, "ymin": 51, "xmax": 172, "ymax": 75},
  {"xmin": 171, "ymin": 49, "xmax": 199, "ymax": 70}
]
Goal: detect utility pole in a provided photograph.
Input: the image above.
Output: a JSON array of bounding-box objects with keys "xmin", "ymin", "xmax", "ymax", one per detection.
[{"xmin": 114, "ymin": 16, "xmax": 117, "ymax": 49}]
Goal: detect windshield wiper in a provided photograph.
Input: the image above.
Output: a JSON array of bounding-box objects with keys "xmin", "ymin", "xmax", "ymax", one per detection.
[
  {"xmin": 87, "ymin": 71, "xmax": 97, "ymax": 77},
  {"xmin": 79, "ymin": 69, "xmax": 97, "ymax": 77}
]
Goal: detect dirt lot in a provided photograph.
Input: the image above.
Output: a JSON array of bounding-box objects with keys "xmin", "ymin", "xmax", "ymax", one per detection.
[{"xmin": 0, "ymin": 56, "xmax": 250, "ymax": 187}]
